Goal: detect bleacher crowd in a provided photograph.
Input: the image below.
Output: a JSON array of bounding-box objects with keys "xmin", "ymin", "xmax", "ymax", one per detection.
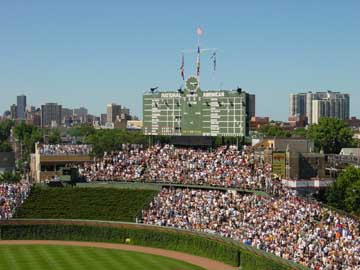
[
  {"xmin": 143, "ymin": 188, "xmax": 360, "ymax": 270},
  {"xmin": 38, "ymin": 144, "xmax": 92, "ymax": 156},
  {"xmin": 80, "ymin": 144, "xmax": 282, "ymax": 192},
  {"xmin": 0, "ymin": 182, "xmax": 31, "ymax": 219},
  {"xmin": 33, "ymin": 143, "xmax": 360, "ymax": 269}
]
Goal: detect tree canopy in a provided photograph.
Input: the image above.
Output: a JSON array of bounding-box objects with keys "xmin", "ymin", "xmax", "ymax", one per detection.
[
  {"xmin": 0, "ymin": 170, "xmax": 21, "ymax": 183},
  {"xmin": 13, "ymin": 122, "xmax": 43, "ymax": 156},
  {"xmin": 307, "ymin": 118, "xmax": 354, "ymax": 154},
  {"xmin": 85, "ymin": 129, "xmax": 148, "ymax": 156},
  {"xmin": 258, "ymin": 124, "xmax": 291, "ymax": 138},
  {"xmin": 0, "ymin": 142, "xmax": 13, "ymax": 152},
  {"xmin": 0, "ymin": 120, "xmax": 15, "ymax": 142},
  {"xmin": 68, "ymin": 124, "xmax": 96, "ymax": 138},
  {"xmin": 47, "ymin": 129, "xmax": 61, "ymax": 144},
  {"xmin": 326, "ymin": 166, "xmax": 360, "ymax": 216},
  {"xmin": 0, "ymin": 120, "xmax": 15, "ymax": 153}
]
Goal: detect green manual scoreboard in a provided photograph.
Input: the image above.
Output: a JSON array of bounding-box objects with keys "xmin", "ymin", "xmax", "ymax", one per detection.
[{"xmin": 143, "ymin": 76, "xmax": 255, "ymax": 137}]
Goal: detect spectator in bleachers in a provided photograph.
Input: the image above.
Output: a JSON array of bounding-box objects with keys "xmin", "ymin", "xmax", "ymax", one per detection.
[
  {"xmin": 142, "ymin": 188, "xmax": 360, "ymax": 270},
  {"xmin": 0, "ymin": 181, "xmax": 31, "ymax": 219},
  {"xmin": 38, "ymin": 144, "xmax": 92, "ymax": 156},
  {"xmin": 80, "ymin": 144, "xmax": 283, "ymax": 192}
]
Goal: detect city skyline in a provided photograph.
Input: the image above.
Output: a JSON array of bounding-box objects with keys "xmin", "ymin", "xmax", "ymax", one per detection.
[
  {"xmin": 1, "ymin": 88, "xmax": 354, "ymax": 122},
  {"xmin": 1, "ymin": 1, "xmax": 359, "ymax": 120},
  {"xmin": 289, "ymin": 91, "xmax": 350, "ymax": 124}
]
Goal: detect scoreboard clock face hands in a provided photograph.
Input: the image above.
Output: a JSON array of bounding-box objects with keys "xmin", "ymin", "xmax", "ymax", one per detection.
[{"xmin": 186, "ymin": 76, "xmax": 199, "ymax": 93}]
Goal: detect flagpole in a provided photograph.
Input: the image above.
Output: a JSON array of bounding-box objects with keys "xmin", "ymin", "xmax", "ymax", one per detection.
[
  {"xmin": 180, "ymin": 53, "xmax": 185, "ymax": 81},
  {"xmin": 197, "ymin": 30, "xmax": 199, "ymax": 82},
  {"xmin": 182, "ymin": 27, "xmax": 220, "ymax": 88},
  {"xmin": 197, "ymin": 26, "xmax": 202, "ymax": 85}
]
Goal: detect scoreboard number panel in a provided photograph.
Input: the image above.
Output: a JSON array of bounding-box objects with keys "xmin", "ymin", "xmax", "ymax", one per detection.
[{"xmin": 143, "ymin": 76, "xmax": 251, "ymax": 137}]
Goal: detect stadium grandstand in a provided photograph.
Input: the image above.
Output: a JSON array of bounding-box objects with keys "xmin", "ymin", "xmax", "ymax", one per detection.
[
  {"xmin": 30, "ymin": 143, "xmax": 92, "ymax": 182},
  {"xmin": 2, "ymin": 143, "xmax": 360, "ymax": 269}
]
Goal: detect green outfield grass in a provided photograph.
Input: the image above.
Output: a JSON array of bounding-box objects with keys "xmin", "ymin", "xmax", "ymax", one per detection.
[{"xmin": 0, "ymin": 245, "xmax": 203, "ymax": 270}]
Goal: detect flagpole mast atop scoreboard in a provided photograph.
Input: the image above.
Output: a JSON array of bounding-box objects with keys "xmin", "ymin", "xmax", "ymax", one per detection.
[
  {"xmin": 180, "ymin": 26, "xmax": 217, "ymax": 87},
  {"xmin": 197, "ymin": 26, "xmax": 202, "ymax": 83},
  {"xmin": 197, "ymin": 26, "xmax": 201, "ymax": 47}
]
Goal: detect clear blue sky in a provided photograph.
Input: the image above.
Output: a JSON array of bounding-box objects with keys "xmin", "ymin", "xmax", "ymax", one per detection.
[{"xmin": 1, "ymin": 0, "xmax": 359, "ymax": 120}]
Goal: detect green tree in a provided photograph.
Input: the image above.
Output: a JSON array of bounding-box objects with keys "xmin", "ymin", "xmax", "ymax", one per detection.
[
  {"xmin": 327, "ymin": 166, "xmax": 359, "ymax": 209},
  {"xmin": 84, "ymin": 129, "xmax": 148, "ymax": 156},
  {"xmin": 292, "ymin": 127, "xmax": 307, "ymax": 137},
  {"xmin": 68, "ymin": 124, "xmax": 96, "ymax": 138},
  {"xmin": 345, "ymin": 180, "xmax": 360, "ymax": 216},
  {"xmin": 0, "ymin": 119, "xmax": 15, "ymax": 142},
  {"xmin": 0, "ymin": 170, "xmax": 21, "ymax": 183},
  {"xmin": 13, "ymin": 122, "xmax": 36, "ymax": 141},
  {"xmin": 13, "ymin": 122, "xmax": 42, "ymax": 161},
  {"xmin": 0, "ymin": 142, "xmax": 13, "ymax": 152},
  {"xmin": 67, "ymin": 127, "xmax": 82, "ymax": 138},
  {"xmin": 48, "ymin": 129, "xmax": 61, "ymax": 144},
  {"xmin": 307, "ymin": 118, "xmax": 353, "ymax": 154},
  {"xmin": 327, "ymin": 166, "xmax": 360, "ymax": 214},
  {"xmin": 258, "ymin": 124, "xmax": 291, "ymax": 138}
]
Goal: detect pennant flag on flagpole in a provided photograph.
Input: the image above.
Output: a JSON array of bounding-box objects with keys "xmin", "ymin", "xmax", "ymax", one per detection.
[
  {"xmin": 180, "ymin": 54, "xmax": 185, "ymax": 80},
  {"xmin": 211, "ymin": 52, "xmax": 216, "ymax": 72},
  {"xmin": 196, "ymin": 46, "xmax": 200, "ymax": 77},
  {"xmin": 196, "ymin": 26, "xmax": 202, "ymax": 77}
]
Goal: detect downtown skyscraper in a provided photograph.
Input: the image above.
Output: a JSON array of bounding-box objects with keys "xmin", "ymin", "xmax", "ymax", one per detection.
[
  {"xmin": 289, "ymin": 91, "xmax": 350, "ymax": 125},
  {"xmin": 16, "ymin": 95, "xmax": 27, "ymax": 120}
]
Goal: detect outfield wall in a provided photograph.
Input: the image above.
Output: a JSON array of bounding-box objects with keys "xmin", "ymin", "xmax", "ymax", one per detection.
[{"xmin": 0, "ymin": 219, "xmax": 309, "ymax": 270}]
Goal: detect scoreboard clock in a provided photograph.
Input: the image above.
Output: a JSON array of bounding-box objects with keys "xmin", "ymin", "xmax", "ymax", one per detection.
[{"xmin": 185, "ymin": 76, "xmax": 200, "ymax": 93}]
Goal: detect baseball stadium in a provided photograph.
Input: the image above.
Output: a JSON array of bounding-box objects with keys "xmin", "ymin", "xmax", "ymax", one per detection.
[
  {"xmin": 1, "ymin": 78, "xmax": 358, "ymax": 270},
  {"xmin": 1, "ymin": 33, "xmax": 358, "ymax": 270},
  {"xmin": 0, "ymin": 79, "xmax": 316, "ymax": 270},
  {"xmin": 2, "ymin": 133, "xmax": 358, "ymax": 270}
]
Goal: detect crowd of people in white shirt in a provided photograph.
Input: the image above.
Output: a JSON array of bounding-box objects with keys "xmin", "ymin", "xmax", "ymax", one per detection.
[
  {"xmin": 38, "ymin": 144, "xmax": 92, "ymax": 156},
  {"xmin": 142, "ymin": 188, "xmax": 360, "ymax": 270},
  {"xmin": 0, "ymin": 182, "xmax": 31, "ymax": 219},
  {"xmin": 32, "ymin": 143, "xmax": 360, "ymax": 269},
  {"xmin": 80, "ymin": 144, "xmax": 281, "ymax": 192}
]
